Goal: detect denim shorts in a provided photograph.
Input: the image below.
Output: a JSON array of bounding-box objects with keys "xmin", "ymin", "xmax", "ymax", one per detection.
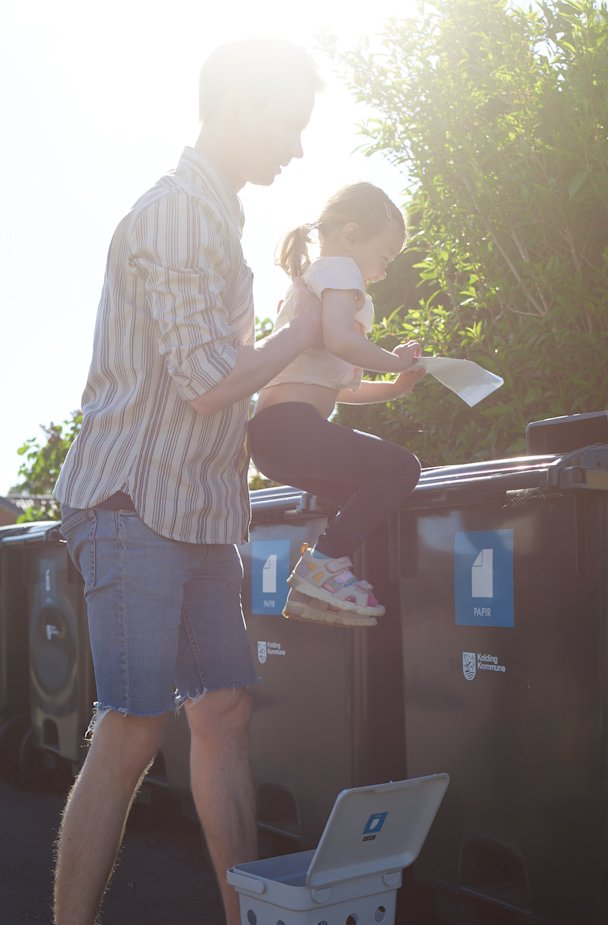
[{"xmin": 60, "ymin": 504, "xmax": 257, "ymax": 717}]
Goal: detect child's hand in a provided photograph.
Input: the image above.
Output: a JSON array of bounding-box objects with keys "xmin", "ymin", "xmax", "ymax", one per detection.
[
  {"xmin": 392, "ymin": 341, "xmax": 422, "ymax": 370},
  {"xmin": 394, "ymin": 363, "xmax": 427, "ymax": 396}
]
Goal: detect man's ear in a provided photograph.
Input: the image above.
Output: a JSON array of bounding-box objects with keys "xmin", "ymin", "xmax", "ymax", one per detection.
[{"xmin": 218, "ymin": 85, "xmax": 248, "ymax": 125}]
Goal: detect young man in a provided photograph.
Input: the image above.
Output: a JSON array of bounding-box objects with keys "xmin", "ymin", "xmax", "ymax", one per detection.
[{"xmin": 53, "ymin": 38, "xmax": 322, "ymax": 925}]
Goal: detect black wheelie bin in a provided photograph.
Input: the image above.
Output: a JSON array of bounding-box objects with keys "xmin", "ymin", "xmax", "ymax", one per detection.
[
  {"xmin": 0, "ymin": 523, "xmax": 48, "ymax": 779},
  {"xmin": 396, "ymin": 426, "xmax": 608, "ymax": 925},
  {"xmin": 20, "ymin": 521, "xmax": 95, "ymax": 767},
  {"xmin": 0, "ymin": 524, "xmax": 35, "ymax": 725},
  {"xmin": 240, "ymin": 485, "xmax": 408, "ymax": 855}
]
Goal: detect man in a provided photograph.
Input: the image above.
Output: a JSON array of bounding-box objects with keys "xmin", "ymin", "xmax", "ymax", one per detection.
[{"xmin": 53, "ymin": 38, "xmax": 322, "ymax": 925}]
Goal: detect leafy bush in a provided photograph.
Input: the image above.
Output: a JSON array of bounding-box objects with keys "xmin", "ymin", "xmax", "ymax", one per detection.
[
  {"xmin": 11, "ymin": 411, "xmax": 83, "ymax": 521},
  {"xmin": 329, "ymin": 0, "xmax": 608, "ymax": 465}
]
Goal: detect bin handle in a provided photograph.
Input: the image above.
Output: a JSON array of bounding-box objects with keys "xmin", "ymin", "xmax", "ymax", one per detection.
[{"xmin": 227, "ymin": 870, "xmax": 266, "ymax": 895}]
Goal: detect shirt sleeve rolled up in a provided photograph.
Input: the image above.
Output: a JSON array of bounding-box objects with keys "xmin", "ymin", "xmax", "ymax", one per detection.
[{"xmin": 128, "ymin": 192, "xmax": 239, "ymax": 400}]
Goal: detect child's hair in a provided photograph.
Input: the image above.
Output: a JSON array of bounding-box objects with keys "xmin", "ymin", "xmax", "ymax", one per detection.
[{"xmin": 277, "ymin": 182, "xmax": 406, "ymax": 279}]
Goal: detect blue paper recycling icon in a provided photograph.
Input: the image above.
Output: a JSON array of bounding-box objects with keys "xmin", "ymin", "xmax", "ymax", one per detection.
[
  {"xmin": 454, "ymin": 529, "xmax": 514, "ymax": 627},
  {"xmin": 251, "ymin": 540, "xmax": 291, "ymax": 615}
]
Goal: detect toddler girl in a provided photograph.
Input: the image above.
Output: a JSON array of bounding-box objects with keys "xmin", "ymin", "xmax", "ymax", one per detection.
[{"xmin": 248, "ymin": 183, "xmax": 425, "ymax": 627}]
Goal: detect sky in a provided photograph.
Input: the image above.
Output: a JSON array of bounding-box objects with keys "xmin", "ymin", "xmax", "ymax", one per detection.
[{"xmin": 0, "ymin": 0, "xmax": 419, "ymax": 495}]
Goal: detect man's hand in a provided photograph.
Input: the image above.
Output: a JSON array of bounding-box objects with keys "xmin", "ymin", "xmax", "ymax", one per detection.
[
  {"xmin": 289, "ymin": 277, "xmax": 323, "ymax": 349},
  {"xmin": 190, "ymin": 280, "xmax": 322, "ymax": 416}
]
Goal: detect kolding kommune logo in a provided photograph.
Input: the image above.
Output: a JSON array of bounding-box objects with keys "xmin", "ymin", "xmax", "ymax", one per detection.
[
  {"xmin": 256, "ymin": 640, "xmax": 286, "ymax": 664},
  {"xmin": 462, "ymin": 652, "xmax": 476, "ymax": 681},
  {"xmin": 362, "ymin": 812, "xmax": 388, "ymax": 842},
  {"xmin": 462, "ymin": 651, "xmax": 506, "ymax": 680}
]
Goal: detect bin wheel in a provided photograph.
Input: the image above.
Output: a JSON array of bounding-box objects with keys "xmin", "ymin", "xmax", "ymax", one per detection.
[
  {"xmin": 0, "ymin": 714, "xmax": 30, "ymax": 786},
  {"xmin": 17, "ymin": 729, "xmax": 73, "ymax": 794},
  {"xmin": 15, "ymin": 726, "xmax": 40, "ymax": 790}
]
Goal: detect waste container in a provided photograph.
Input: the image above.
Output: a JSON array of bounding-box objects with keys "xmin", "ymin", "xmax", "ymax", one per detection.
[
  {"xmin": 240, "ymin": 486, "xmax": 407, "ymax": 854},
  {"xmin": 19, "ymin": 522, "xmax": 96, "ymax": 765},
  {"xmin": 0, "ymin": 523, "xmax": 47, "ymax": 779},
  {"xmin": 0, "ymin": 522, "xmax": 67, "ymax": 786},
  {"xmin": 396, "ymin": 443, "xmax": 608, "ymax": 925},
  {"xmin": 228, "ymin": 773, "xmax": 449, "ymax": 925},
  {"xmin": 0, "ymin": 524, "xmax": 36, "ymax": 725}
]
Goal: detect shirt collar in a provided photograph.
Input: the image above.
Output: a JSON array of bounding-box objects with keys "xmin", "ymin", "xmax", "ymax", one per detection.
[{"xmin": 176, "ymin": 146, "xmax": 245, "ymax": 233}]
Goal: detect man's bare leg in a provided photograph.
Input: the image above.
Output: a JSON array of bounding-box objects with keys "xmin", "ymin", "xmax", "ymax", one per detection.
[
  {"xmin": 186, "ymin": 688, "xmax": 257, "ymax": 925},
  {"xmin": 53, "ymin": 711, "xmax": 168, "ymax": 925}
]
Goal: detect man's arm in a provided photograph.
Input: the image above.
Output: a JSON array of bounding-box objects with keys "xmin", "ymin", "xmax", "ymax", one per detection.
[
  {"xmin": 190, "ymin": 294, "xmax": 319, "ymax": 415},
  {"xmin": 130, "ymin": 193, "xmax": 321, "ymax": 416}
]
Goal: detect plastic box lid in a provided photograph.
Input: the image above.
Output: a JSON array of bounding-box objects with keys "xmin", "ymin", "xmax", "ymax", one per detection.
[{"xmin": 304, "ymin": 773, "xmax": 449, "ymax": 889}]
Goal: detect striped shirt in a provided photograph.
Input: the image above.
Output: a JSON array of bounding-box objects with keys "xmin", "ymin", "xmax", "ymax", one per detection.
[{"xmin": 55, "ymin": 147, "xmax": 254, "ymax": 544}]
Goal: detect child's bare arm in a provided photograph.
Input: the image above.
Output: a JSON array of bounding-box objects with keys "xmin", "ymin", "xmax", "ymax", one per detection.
[
  {"xmin": 337, "ymin": 366, "xmax": 426, "ymax": 405},
  {"xmin": 322, "ymin": 289, "xmax": 419, "ymax": 374}
]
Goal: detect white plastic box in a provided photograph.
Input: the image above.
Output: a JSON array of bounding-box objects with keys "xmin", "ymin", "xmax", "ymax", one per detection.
[{"xmin": 227, "ymin": 774, "xmax": 449, "ymax": 925}]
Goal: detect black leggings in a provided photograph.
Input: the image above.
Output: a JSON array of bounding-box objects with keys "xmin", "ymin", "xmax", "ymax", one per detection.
[{"xmin": 247, "ymin": 402, "xmax": 421, "ymax": 560}]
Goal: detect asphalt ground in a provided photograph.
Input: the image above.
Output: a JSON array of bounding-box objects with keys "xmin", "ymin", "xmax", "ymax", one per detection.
[
  {"xmin": 0, "ymin": 766, "xmax": 446, "ymax": 925},
  {"xmin": 0, "ymin": 724, "xmax": 445, "ymax": 925},
  {"xmin": 0, "ymin": 769, "xmax": 224, "ymax": 925}
]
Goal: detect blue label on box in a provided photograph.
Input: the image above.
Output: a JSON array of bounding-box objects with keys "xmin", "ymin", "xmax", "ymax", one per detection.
[
  {"xmin": 251, "ymin": 540, "xmax": 291, "ymax": 615},
  {"xmin": 454, "ymin": 530, "xmax": 514, "ymax": 627},
  {"xmin": 363, "ymin": 812, "xmax": 388, "ymax": 835}
]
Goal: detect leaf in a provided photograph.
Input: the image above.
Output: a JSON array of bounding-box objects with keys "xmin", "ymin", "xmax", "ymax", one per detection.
[{"xmin": 568, "ymin": 169, "xmax": 589, "ymax": 199}]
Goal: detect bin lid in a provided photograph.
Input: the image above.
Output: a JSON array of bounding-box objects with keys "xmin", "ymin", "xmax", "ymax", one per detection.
[
  {"xmin": 305, "ymin": 773, "xmax": 449, "ymax": 889},
  {"xmin": 0, "ymin": 521, "xmax": 61, "ymax": 545},
  {"xmin": 405, "ymin": 444, "xmax": 608, "ymax": 506},
  {"xmin": 249, "ymin": 485, "xmax": 337, "ymax": 524}
]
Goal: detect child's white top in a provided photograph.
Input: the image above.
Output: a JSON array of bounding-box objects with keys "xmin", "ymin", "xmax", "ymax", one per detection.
[{"xmin": 264, "ymin": 256, "xmax": 375, "ymax": 392}]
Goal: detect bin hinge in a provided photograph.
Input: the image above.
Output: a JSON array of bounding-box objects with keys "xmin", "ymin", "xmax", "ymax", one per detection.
[
  {"xmin": 557, "ymin": 466, "xmax": 608, "ymax": 492},
  {"xmin": 284, "ymin": 493, "xmax": 337, "ymax": 519},
  {"xmin": 547, "ymin": 445, "xmax": 608, "ymax": 492}
]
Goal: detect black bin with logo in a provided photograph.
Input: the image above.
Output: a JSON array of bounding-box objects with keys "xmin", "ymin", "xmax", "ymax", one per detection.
[
  {"xmin": 239, "ymin": 485, "xmax": 407, "ymax": 854},
  {"xmin": 20, "ymin": 522, "xmax": 96, "ymax": 765},
  {"xmin": 0, "ymin": 524, "xmax": 35, "ymax": 727},
  {"xmin": 0, "ymin": 523, "xmax": 51, "ymax": 776},
  {"xmin": 397, "ymin": 443, "xmax": 608, "ymax": 924}
]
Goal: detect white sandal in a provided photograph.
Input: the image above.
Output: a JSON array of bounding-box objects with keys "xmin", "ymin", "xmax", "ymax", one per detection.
[
  {"xmin": 283, "ymin": 589, "xmax": 378, "ymax": 627},
  {"xmin": 287, "ymin": 545, "xmax": 385, "ymax": 618}
]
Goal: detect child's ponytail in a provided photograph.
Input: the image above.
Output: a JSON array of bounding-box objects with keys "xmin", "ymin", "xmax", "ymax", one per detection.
[
  {"xmin": 276, "ymin": 224, "xmax": 315, "ymax": 279},
  {"xmin": 277, "ymin": 183, "xmax": 406, "ymax": 281}
]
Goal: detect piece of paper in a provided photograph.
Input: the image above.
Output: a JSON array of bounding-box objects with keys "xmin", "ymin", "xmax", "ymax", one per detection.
[{"xmin": 415, "ymin": 357, "xmax": 504, "ymax": 407}]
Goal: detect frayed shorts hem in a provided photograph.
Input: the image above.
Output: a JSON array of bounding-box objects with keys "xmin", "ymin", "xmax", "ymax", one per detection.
[
  {"xmin": 176, "ymin": 677, "xmax": 261, "ymax": 710},
  {"xmin": 87, "ymin": 678, "xmax": 260, "ymax": 736},
  {"xmin": 85, "ymin": 701, "xmax": 176, "ymax": 738}
]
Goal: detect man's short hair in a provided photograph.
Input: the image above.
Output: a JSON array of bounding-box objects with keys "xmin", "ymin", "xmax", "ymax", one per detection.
[{"xmin": 199, "ymin": 37, "xmax": 322, "ymax": 122}]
